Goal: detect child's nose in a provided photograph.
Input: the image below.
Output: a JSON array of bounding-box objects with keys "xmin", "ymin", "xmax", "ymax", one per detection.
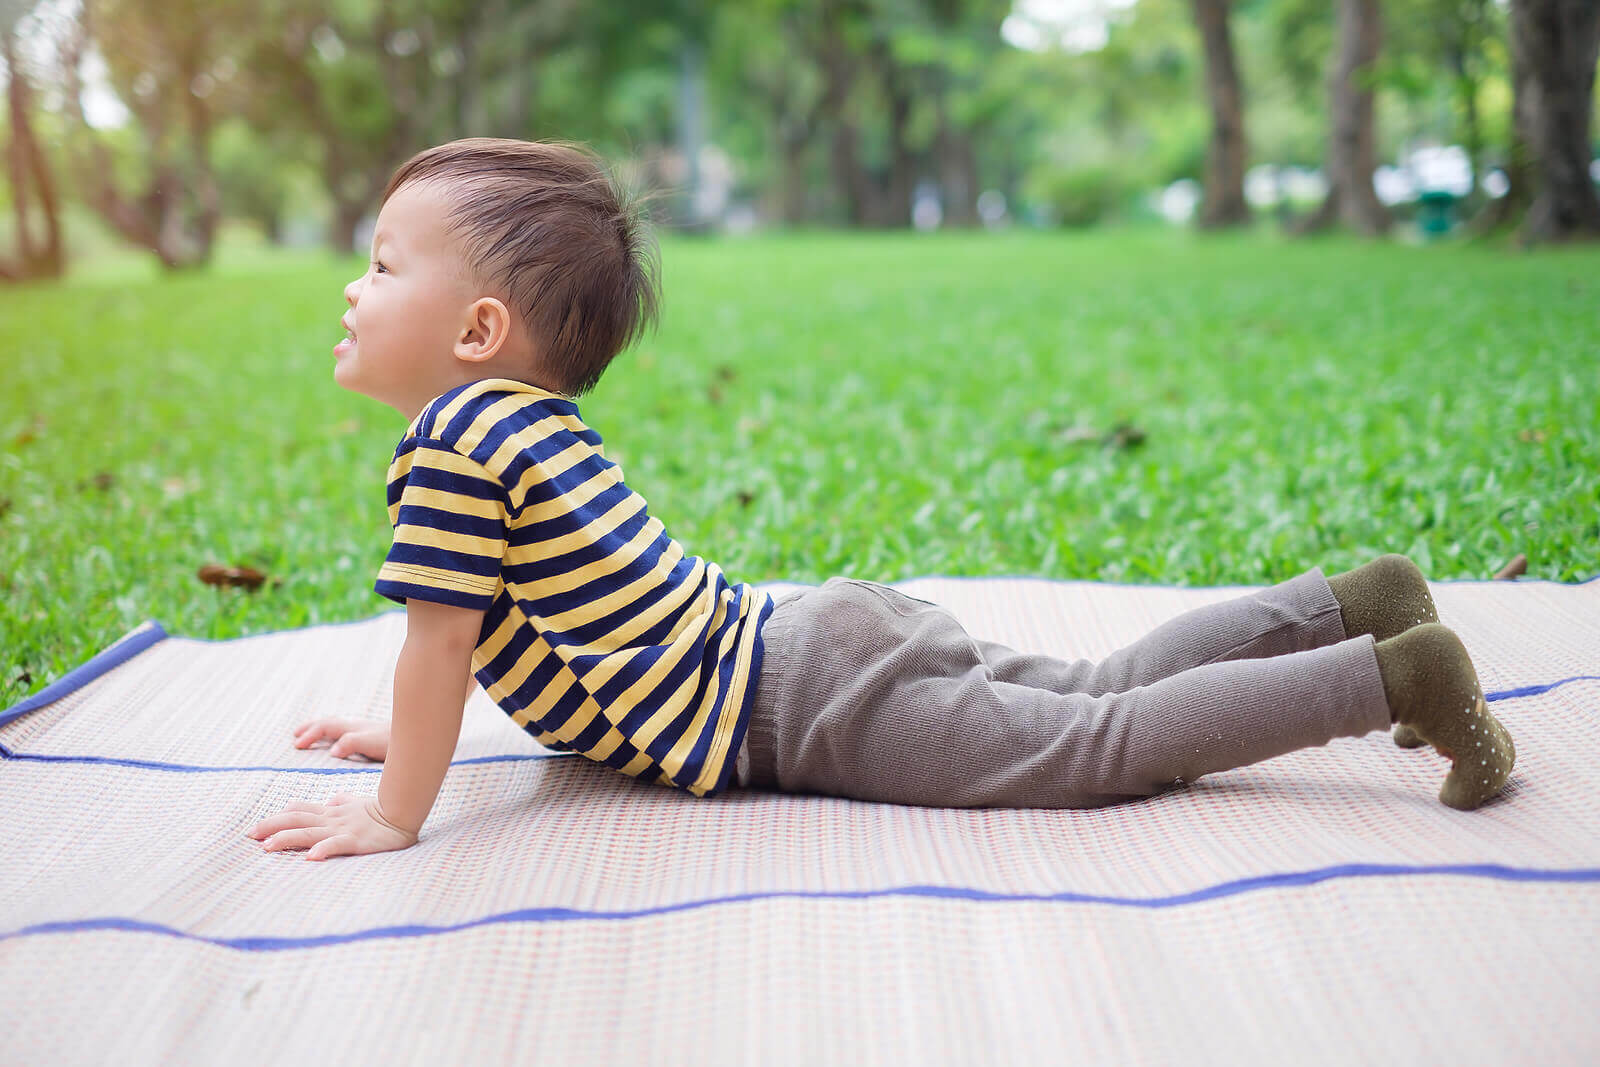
[{"xmin": 344, "ymin": 277, "xmax": 361, "ymax": 305}]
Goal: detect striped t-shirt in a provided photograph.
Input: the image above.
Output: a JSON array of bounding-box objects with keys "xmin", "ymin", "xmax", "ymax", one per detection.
[{"xmin": 374, "ymin": 377, "xmax": 775, "ymax": 798}]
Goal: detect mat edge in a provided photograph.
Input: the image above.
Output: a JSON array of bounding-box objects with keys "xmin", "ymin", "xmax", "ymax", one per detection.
[{"xmin": 1, "ymin": 622, "xmax": 169, "ymax": 729}]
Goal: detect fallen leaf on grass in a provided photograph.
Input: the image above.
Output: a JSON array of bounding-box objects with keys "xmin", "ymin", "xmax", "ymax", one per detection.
[
  {"xmin": 1493, "ymin": 553, "xmax": 1527, "ymax": 580},
  {"xmin": 1517, "ymin": 429, "xmax": 1547, "ymax": 444},
  {"xmin": 1054, "ymin": 422, "xmax": 1148, "ymax": 449},
  {"xmin": 1104, "ymin": 422, "xmax": 1147, "ymax": 450},
  {"xmin": 198, "ymin": 563, "xmax": 269, "ymax": 591},
  {"xmin": 12, "ymin": 414, "xmax": 45, "ymax": 447}
]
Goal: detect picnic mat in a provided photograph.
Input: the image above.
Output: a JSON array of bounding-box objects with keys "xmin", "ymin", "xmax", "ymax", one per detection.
[{"xmin": 3, "ymin": 575, "xmax": 1598, "ymax": 1064}]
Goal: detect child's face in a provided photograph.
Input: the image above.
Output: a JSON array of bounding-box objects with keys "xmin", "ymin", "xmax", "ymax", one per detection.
[{"xmin": 336, "ymin": 181, "xmax": 482, "ymax": 419}]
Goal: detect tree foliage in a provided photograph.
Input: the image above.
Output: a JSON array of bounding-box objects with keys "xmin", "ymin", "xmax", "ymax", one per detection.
[{"xmin": 1, "ymin": 0, "xmax": 1590, "ymax": 271}]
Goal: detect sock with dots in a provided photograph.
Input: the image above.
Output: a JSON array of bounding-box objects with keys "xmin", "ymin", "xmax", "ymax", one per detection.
[
  {"xmin": 1373, "ymin": 622, "xmax": 1516, "ymax": 809},
  {"xmin": 1326, "ymin": 554, "xmax": 1441, "ymax": 749}
]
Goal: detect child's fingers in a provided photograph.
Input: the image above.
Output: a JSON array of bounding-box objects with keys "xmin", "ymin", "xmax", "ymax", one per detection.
[
  {"xmin": 293, "ymin": 721, "xmax": 341, "ymax": 747},
  {"xmin": 329, "ymin": 733, "xmax": 369, "ymax": 758}
]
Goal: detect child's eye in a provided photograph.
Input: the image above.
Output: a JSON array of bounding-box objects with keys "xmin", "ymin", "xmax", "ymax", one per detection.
[{"xmin": 371, "ymin": 261, "xmax": 388, "ymax": 274}]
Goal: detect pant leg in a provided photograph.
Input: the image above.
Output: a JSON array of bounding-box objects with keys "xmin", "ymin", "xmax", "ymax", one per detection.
[
  {"xmin": 742, "ymin": 577, "xmax": 1390, "ymax": 809},
  {"xmin": 970, "ymin": 568, "xmax": 1348, "ymax": 696}
]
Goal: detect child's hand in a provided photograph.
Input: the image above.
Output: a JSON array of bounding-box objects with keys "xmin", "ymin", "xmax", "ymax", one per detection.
[
  {"xmin": 292, "ymin": 718, "xmax": 390, "ymax": 762},
  {"xmin": 247, "ymin": 793, "xmax": 418, "ymax": 860}
]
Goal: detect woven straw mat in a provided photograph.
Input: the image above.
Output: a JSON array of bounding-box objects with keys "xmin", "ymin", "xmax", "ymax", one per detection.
[{"xmin": 3, "ymin": 575, "xmax": 1598, "ymax": 1065}]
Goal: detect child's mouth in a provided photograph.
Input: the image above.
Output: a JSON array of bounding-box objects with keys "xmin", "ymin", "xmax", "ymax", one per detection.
[{"xmin": 334, "ymin": 332, "xmax": 356, "ymax": 357}]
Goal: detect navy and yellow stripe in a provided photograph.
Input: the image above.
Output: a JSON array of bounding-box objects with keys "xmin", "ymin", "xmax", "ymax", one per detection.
[{"xmin": 375, "ymin": 378, "xmax": 774, "ymax": 797}]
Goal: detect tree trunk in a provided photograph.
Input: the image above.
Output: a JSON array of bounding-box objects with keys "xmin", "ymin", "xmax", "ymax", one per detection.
[
  {"xmin": 954, "ymin": 134, "xmax": 980, "ymax": 226},
  {"xmin": 1191, "ymin": 0, "xmax": 1250, "ymax": 227},
  {"xmin": 879, "ymin": 49, "xmax": 915, "ymax": 228},
  {"xmin": 330, "ymin": 198, "xmax": 368, "ymax": 256},
  {"xmin": 60, "ymin": 6, "xmax": 211, "ymax": 268},
  {"xmin": 817, "ymin": 6, "xmax": 867, "ymax": 225},
  {"xmin": 936, "ymin": 86, "xmax": 979, "ymax": 228},
  {"xmin": 178, "ymin": 33, "xmax": 221, "ymax": 264},
  {"xmin": 778, "ymin": 119, "xmax": 812, "ymax": 225},
  {"xmin": 1302, "ymin": 0, "xmax": 1390, "ymax": 235},
  {"xmin": 504, "ymin": 44, "xmax": 532, "ymax": 137},
  {"xmin": 1508, "ymin": 0, "xmax": 1600, "ymax": 241},
  {"xmin": 1, "ymin": 25, "xmax": 64, "ymax": 281}
]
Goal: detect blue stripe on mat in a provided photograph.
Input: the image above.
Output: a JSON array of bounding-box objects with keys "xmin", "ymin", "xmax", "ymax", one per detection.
[
  {"xmin": 2, "ymin": 671, "xmax": 1593, "ymax": 776},
  {"xmin": 1, "ymin": 749, "xmax": 573, "ymax": 773},
  {"xmin": 2, "ymin": 862, "xmax": 1597, "ymax": 952}
]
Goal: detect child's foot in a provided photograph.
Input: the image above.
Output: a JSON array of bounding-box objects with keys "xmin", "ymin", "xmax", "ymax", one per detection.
[
  {"xmin": 1327, "ymin": 554, "xmax": 1441, "ymax": 749},
  {"xmin": 1373, "ymin": 623, "xmax": 1515, "ymax": 809},
  {"xmin": 1328, "ymin": 553, "xmax": 1439, "ymax": 641}
]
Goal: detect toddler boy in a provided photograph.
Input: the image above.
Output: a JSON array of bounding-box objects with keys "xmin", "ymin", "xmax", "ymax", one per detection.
[{"xmin": 248, "ymin": 138, "xmax": 1515, "ymax": 861}]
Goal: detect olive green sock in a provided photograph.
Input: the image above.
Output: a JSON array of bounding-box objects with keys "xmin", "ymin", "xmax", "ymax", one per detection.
[
  {"xmin": 1373, "ymin": 623, "xmax": 1516, "ymax": 809},
  {"xmin": 1327, "ymin": 554, "xmax": 1442, "ymax": 749},
  {"xmin": 1326, "ymin": 553, "xmax": 1440, "ymax": 643}
]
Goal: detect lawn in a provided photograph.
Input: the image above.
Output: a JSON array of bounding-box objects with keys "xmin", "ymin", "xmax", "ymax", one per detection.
[{"xmin": 3, "ymin": 228, "xmax": 1597, "ymax": 708}]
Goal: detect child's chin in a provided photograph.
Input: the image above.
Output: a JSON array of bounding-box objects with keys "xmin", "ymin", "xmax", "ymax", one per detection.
[{"xmin": 332, "ymin": 363, "xmax": 368, "ymax": 397}]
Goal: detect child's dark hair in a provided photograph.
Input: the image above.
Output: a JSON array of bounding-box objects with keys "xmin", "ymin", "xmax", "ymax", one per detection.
[{"xmin": 382, "ymin": 137, "xmax": 660, "ymax": 397}]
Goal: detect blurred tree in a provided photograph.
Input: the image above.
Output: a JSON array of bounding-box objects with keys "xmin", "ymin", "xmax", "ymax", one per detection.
[
  {"xmin": 1267, "ymin": 0, "xmax": 1330, "ymax": 108},
  {"xmin": 1473, "ymin": 8, "xmax": 1535, "ymax": 233},
  {"xmin": 1507, "ymin": 0, "xmax": 1600, "ymax": 241},
  {"xmin": 1, "ymin": 3, "xmax": 64, "ymax": 280},
  {"xmin": 1435, "ymin": 0, "xmax": 1494, "ymax": 203},
  {"xmin": 1298, "ymin": 0, "xmax": 1390, "ymax": 234},
  {"xmin": 1190, "ymin": 0, "xmax": 1249, "ymax": 226},
  {"xmin": 238, "ymin": 1, "xmax": 436, "ymax": 255},
  {"xmin": 59, "ymin": 0, "xmax": 243, "ymax": 268},
  {"xmin": 209, "ymin": 119, "xmax": 307, "ymax": 243},
  {"xmin": 724, "ymin": 0, "xmax": 1009, "ymax": 229},
  {"xmin": 714, "ymin": 0, "xmax": 826, "ymax": 223},
  {"xmin": 1381, "ymin": 0, "xmax": 1498, "ymax": 204},
  {"xmin": 817, "ymin": 0, "xmax": 876, "ymax": 224},
  {"xmin": 238, "ymin": 0, "xmax": 586, "ymax": 254},
  {"xmin": 917, "ymin": 0, "xmax": 1014, "ymax": 226}
]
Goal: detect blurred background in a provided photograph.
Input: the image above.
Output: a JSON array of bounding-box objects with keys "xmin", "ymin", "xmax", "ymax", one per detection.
[{"xmin": 1, "ymin": 0, "xmax": 1597, "ymax": 274}]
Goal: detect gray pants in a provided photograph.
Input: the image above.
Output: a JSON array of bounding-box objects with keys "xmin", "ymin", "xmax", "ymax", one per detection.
[{"xmin": 735, "ymin": 569, "xmax": 1391, "ymax": 808}]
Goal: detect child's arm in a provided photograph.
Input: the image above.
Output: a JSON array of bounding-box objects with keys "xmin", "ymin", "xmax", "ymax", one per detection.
[
  {"xmin": 376, "ymin": 598, "xmax": 485, "ymax": 837},
  {"xmin": 249, "ymin": 598, "xmax": 483, "ymax": 860},
  {"xmin": 288, "ymin": 674, "xmax": 478, "ymax": 763}
]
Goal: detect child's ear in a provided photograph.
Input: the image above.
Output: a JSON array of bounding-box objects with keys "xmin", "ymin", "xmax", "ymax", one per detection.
[{"xmin": 454, "ymin": 297, "xmax": 513, "ymax": 365}]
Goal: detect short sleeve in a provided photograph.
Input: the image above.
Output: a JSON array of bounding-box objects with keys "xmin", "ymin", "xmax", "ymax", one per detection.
[{"xmin": 375, "ymin": 438, "xmax": 509, "ymax": 611}]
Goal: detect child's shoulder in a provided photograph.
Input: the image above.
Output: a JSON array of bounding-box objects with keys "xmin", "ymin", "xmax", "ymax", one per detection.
[
  {"xmin": 404, "ymin": 378, "xmax": 602, "ymax": 476},
  {"xmin": 411, "ymin": 378, "xmax": 581, "ymax": 444}
]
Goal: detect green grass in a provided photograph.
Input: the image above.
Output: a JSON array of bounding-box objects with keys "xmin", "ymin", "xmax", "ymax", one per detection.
[{"xmin": 3, "ymin": 229, "xmax": 1597, "ymax": 708}]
